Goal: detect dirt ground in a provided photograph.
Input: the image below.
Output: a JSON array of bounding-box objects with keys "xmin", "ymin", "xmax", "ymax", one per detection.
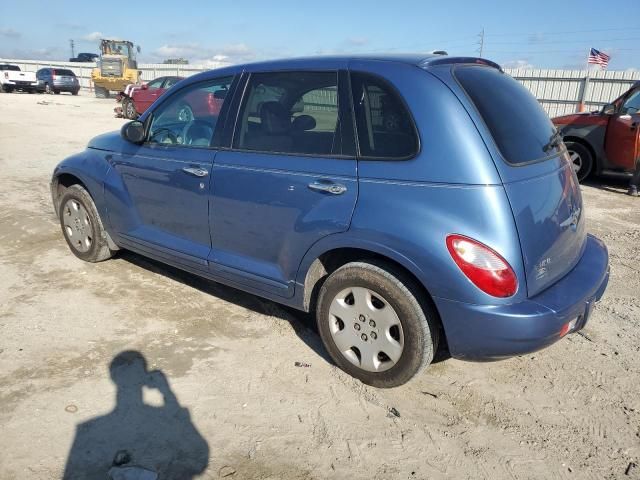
[{"xmin": 0, "ymin": 92, "xmax": 638, "ymax": 480}]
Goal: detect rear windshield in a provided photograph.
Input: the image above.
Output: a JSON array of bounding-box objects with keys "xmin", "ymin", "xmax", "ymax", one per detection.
[
  {"xmin": 0, "ymin": 64, "xmax": 20, "ymax": 71},
  {"xmin": 455, "ymin": 65, "xmax": 558, "ymax": 164},
  {"xmin": 54, "ymin": 69, "xmax": 76, "ymax": 76}
]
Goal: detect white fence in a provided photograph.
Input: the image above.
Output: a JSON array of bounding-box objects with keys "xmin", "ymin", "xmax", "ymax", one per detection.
[{"xmin": 2, "ymin": 57, "xmax": 638, "ymax": 117}]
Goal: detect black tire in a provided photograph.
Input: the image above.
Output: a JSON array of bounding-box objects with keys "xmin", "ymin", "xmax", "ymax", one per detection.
[
  {"xmin": 95, "ymin": 86, "xmax": 109, "ymax": 99},
  {"xmin": 72, "ymin": 89, "xmax": 79, "ymax": 96},
  {"xmin": 58, "ymin": 185, "xmax": 114, "ymax": 263},
  {"xmin": 316, "ymin": 261, "xmax": 439, "ymax": 388},
  {"xmin": 564, "ymin": 141, "xmax": 594, "ymax": 182},
  {"xmin": 122, "ymin": 97, "xmax": 138, "ymax": 119},
  {"xmin": 53, "ymin": 90, "xmax": 61, "ymax": 95}
]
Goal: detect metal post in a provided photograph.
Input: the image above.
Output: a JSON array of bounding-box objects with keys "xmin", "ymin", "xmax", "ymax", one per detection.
[{"xmin": 578, "ymin": 72, "xmax": 591, "ymax": 113}]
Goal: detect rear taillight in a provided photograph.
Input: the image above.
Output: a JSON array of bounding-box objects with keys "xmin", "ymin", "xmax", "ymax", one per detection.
[
  {"xmin": 52, "ymin": 70, "xmax": 57, "ymax": 80},
  {"xmin": 446, "ymin": 234, "xmax": 518, "ymax": 297}
]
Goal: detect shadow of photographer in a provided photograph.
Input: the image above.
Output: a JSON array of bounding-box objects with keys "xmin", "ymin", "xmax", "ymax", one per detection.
[{"xmin": 63, "ymin": 351, "xmax": 209, "ymax": 480}]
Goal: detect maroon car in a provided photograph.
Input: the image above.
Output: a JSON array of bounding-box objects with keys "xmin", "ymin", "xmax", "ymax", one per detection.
[
  {"xmin": 121, "ymin": 76, "xmax": 183, "ymax": 119},
  {"xmin": 553, "ymin": 81, "xmax": 640, "ymax": 181}
]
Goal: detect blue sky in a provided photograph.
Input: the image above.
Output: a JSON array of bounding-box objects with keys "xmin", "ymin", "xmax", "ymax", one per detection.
[{"xmin": 1, "ymin": 0, "xmax": 639, "ymax": 70}]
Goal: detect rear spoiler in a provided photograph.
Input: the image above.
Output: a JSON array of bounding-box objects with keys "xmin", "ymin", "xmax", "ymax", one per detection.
[{"xmin": 420, "ymin": 57, "xmax": 503, "ymax": 72}]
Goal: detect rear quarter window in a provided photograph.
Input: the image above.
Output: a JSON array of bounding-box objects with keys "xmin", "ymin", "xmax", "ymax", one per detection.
[{"xmin": 454, "ymin": 65, "xmax": 558, "ymax": 165}]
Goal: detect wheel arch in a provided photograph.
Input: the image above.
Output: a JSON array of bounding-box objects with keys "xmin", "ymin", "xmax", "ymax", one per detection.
[
  {"xmin": 298, "ymin": 242, "xmax": 447, "ymax": 351},
  {"xmin": 51, "ymin": 172, "xmax": 90, "ymax": 216}
]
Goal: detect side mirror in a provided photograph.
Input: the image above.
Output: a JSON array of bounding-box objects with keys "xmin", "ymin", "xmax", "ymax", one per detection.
[
  {"xmin": 602, "ymin": 103, "xmax": 615, "ymax": 115},
  {"xmin": 141, "ymin": 84, "xmax": 148, "ymax": 90},
  {"xmin": 121, "ymin": 121, "xmax": 145, "ymax": 144}
]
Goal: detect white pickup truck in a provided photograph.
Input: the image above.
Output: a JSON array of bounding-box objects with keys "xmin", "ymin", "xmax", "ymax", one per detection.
[{"xmin": 0, "ymin": 64, "xmax": 38, "ymax": 93}]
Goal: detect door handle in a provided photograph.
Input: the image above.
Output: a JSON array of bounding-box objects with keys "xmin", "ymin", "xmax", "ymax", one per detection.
[
  {"xmin": 308, "ymin": 180, "xmax": 347, "ymax": 195},
  {"xmin": 182, "ymin": 167, "xmax": 209, "ymax": 177}
]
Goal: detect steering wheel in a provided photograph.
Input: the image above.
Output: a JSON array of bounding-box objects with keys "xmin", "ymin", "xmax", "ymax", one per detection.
[
  {"xmin": 149, "ymin": 128, "xmax": 179, "ymax": 144},
  {"xmin": 182, "ymin": 120, "xmax": 214, "ymax": 146}
]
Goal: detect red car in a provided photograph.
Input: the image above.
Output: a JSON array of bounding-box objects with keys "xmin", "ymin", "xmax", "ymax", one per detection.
[
  {"xmin": 121, "ymin": 76, "xmax": 183, "ymax": 119},
  {"xmin": 123, "ymin": 76, "xmax": 225, "ymax": 124},
  {"xmin": 553, "ymin": 81, "xmax": 640, "ymax": 181}
]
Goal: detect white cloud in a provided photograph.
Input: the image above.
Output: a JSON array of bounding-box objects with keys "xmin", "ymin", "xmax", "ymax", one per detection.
[
  {"xmin": 82, "ymin": 31, "xmax": 103, "ymax": 42},
  {"xmin": 503, "ymin": 59, "xmax": 535, "ymax": 70},
  {"xmin": 0, "ymin": 46, "xmax": 63, "ymax": 60},
  {"xmin": 151, "ymin": 42, "xmax": 256, "ymax": 65},
  {"xmin": 0, "ymin": 27, "xmax": 20, "ymax": 38}
]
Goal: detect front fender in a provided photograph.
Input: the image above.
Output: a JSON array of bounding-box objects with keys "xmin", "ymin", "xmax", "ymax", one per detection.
[{"xmin": 51, "ymin": 150, "xmax": 112, "ymax": 225}]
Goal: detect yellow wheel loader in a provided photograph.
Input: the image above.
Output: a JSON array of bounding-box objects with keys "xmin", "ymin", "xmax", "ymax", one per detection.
[{"xmin": 91, "ymin": 39, "xmax": 141, "ymax": 98}]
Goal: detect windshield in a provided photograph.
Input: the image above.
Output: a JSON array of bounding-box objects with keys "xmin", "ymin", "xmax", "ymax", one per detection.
[
  {"xmin": 102, "ymin": 41, "xmax": 133, "ymax": 58},
  {"xmin": 0, "ymin": 64, "xmax": 20, "ymax": 71},
  {"xmin": 455, "ymin": 65, "xmax": 560, "ymax": 164}
]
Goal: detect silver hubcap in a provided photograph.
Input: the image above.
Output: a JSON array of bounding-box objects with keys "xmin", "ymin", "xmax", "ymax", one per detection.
[
  {"xmin": 62, "ymin": 199, "xmax": 93, "ymax": 253},
  {"xmin": 328, "ymin": 287, "xmax": 404, "ymax": 372},
  {"xmin": 126, "ymin": 102, "xmax": 135, "ymax": 118},
  {"xmin": 569, "ymin": 150, "xmax": 582, "ymax": 174}
]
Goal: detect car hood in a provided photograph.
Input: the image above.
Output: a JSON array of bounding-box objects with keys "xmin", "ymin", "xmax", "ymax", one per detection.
[
  {"xmin": 87, "ymin": 130, "xmax": 121, "ymax": 151},
  {"xmin": 552, "ymin": 112, "xmax": 608, "ymax": 127}
]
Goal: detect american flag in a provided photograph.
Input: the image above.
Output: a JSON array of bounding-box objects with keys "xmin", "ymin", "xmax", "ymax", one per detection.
[{"xmin": 588, "ymin": 48, "xmax": 610, "ymax": 69}]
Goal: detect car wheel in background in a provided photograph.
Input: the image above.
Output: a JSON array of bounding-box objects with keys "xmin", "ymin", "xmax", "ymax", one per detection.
[
  {"xmin": 122, "ymin": 97, "xmax": 138, "ymax": 119},
  {"xmin": 316, "ymin": 261, "xmax": 439, "ymax": 388},
  {"xmin": 58, "ymin": 185, "xmax": 115, "ymax": 263},
  {"xmin": 177, "ymin": 103, "xmax": 194, "ymax": 122},
  {"xmin": 72, "ymin": 89, "xmax": 79, "ymax": 96},
  {"xmin": 53, "ymin": 90, "xmax": 61, "ymax": 95},
  {"xmin": 564, "ymin": 141, "xmax": 593, "ymax": 182},
  {"xmin": 45, "ymin": 83, "xmax": 52, "ymax": 94},
  {"xmin": 95, "ymin": 86, "xmax": 109, "ymax": 99}
]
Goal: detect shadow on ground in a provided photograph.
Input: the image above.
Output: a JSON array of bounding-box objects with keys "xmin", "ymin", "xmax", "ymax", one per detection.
[
  {"xmin": 583, "ymin": 171, "xmax": 632, "ymax": 195},
  {"xmin": 63, "ymin": 351, "xmax": 209, "ymax": 480},
  {"xmin": 118, "ymin": 252, "xmax": 451, "ymax": 366}
]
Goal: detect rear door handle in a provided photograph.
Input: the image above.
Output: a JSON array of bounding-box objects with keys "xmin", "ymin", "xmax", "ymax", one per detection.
[
  {"xmin": 182, "ymin": 167, "xmax": 209, "ymax": 177},
  {"xmin": 308, "ymin": 180, "xmax": 347, "ymax": 195}
]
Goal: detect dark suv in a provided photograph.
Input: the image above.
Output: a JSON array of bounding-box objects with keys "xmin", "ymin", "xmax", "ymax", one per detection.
[{"xmin": 36, "ymin": 68, "xmax": 80, "ymax": 95}]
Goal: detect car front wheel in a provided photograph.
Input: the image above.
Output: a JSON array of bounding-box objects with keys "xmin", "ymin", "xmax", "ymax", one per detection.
[
  {"xmin": 58, "ymin": 185, "xmax": 114, "ymax": 263},
  {"xmin": 316, "ymin": 261, "xmax": 438, "ymax": 388}
]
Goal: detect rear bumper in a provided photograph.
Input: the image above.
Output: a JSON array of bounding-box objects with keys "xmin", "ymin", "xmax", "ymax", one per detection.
[
  {"xmin": 53, "ymin": 82, "xmax": 80, "ymax": 92},
  {"xmin": 434, "ymin": 234, "xmax": 609, "ymax": 360}
]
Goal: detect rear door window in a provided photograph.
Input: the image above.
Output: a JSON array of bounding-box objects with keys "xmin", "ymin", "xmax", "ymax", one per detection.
[
  {"xmin": 234, "ymin": 71, "xmax": 340, "ymax": 156},
  {"xmin": 350, "ymin": 72, "xmax": 418, "ymax": 159},
  {"xmin": 455, "ymin": 65, "xmax": 558, "ymax": 164}
]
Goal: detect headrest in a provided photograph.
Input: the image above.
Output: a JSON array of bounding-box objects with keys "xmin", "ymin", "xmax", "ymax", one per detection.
[
  {"xmin": 260, "ymin": 101, "xmax": 290, "ymax": 134},
  {"xmin": 291, "ymin": 115, "xmax": 316, "ymax": 132}
]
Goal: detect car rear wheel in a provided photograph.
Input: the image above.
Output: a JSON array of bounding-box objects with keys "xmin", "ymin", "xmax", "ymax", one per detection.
[
  {"xmin": 316, "ymin": 261, "xmax": 438, "ymax": 388},
  {"xmin": 72, "ymin": 89, "xmax": 79, "ymax": 96},
  {"xmin": 177, "ymin": 103, "xmax": 194, "ymax": 123},
  {"xmin": 58, "ymin": 185, "xmax": 114, "ymax": 263},
  {"xmin": 565, "ymin": 141, "xmax": 593, "ymax": 182}
]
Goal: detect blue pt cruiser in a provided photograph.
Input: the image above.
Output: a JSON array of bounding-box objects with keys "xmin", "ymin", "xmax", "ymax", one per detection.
[{"xmin": 51, "ymin": 54, "xmax": 609, "ymax": 387}]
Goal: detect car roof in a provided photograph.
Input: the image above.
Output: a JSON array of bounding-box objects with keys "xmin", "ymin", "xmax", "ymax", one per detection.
[{"xmin": 179, "ymin": 54, "xmax": 501, "ymax": 89}]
